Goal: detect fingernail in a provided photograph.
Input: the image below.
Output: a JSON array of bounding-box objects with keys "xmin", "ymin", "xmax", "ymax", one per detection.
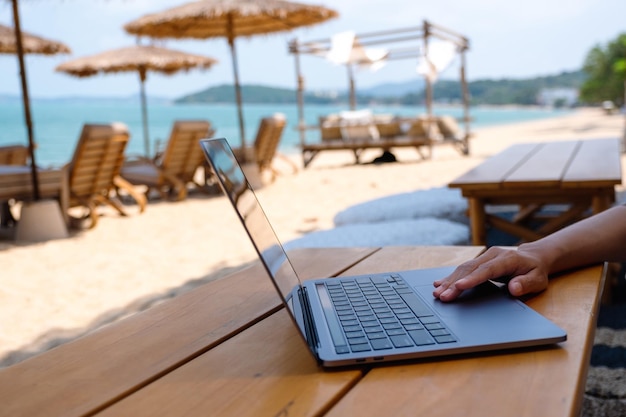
[{"xmin": 509, "ymin": 281, "xmax": 522, "ymax": 295}]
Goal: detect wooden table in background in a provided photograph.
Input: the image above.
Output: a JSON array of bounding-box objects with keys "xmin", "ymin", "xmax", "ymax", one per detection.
[
  {"xmin": 0, "ymin": 246, "xmax": 606, "ymax": 417},
  {"xmin": 449, "ymin": 139, "xmax": 622, "ymax": 245}
]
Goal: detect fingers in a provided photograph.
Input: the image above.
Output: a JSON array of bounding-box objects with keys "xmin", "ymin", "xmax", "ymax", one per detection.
[{"xmin": 433, "ymin": 247, "xmax": 540, "ymax": 302}]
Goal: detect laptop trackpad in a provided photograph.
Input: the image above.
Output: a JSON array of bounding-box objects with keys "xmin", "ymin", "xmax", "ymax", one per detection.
[{"xmin": 413, "ymin": 281, "xmax": 526, "ymax": 321}]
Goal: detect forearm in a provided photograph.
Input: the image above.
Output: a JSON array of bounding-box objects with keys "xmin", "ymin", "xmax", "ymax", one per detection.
[{"xmin": 518, "ymin": 204, "xmax": 626, "ymax": 274}]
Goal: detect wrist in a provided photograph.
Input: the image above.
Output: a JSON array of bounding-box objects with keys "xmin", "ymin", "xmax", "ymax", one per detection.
[{"xmin": 517, "ymin": 240, "xmax": 561, "ymax": 274}]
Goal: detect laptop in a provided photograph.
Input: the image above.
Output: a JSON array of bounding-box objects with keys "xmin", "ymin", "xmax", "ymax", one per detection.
[{"xmin": 200, "ymin": 138, "xmax": 566, "ymax": 367}]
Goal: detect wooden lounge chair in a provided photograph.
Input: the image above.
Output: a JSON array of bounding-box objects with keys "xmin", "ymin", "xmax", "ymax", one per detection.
[
  {"xmin": 120, "ymin": 120, "xmax": 213, "ymax": 201},
  {"xmin": 374, "ymin": 114, "xmax": 403, "ymax": 139},
  {"xmin": 60, "ymin": 123, "xmax": 147, "ymax": 229},
  {"xmin": 435, "ymin": 115, "xmax": 471, "ymax": 155},
  {"xmin": 319, "ymin": 115, "xmax": 342, "ymax": 141},
  {"xmin": 403, "ymin": 117, "xmax": 439, "ymax": 159},
  {"xmin": 232, "ymin": 113, "xmax": 296, "ymax": 183},
  {"xmin": 338, "ymin": 109, "xmax": 380, "ymax": 142}
]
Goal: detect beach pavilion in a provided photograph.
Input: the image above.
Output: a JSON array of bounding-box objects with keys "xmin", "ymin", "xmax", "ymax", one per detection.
[{"xmin": 288, "ymin": 20, "xmax": 472, "ymax": 163}]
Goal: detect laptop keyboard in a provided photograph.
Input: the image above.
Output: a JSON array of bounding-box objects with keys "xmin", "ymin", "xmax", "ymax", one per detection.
[{"xmin": 325, "ymin": 274, "xmax": 456, "ymax": 354}]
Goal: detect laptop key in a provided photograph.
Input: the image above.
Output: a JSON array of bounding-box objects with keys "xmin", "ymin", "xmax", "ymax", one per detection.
[
  {"xmin": 363, "ymin": 324, "xmax": 383, "ymax": 332},
  {"xmin": 408, "ymin": 329, "xmax": 436, "ymax": 346},
  {"xmin": 435, "ymin": 335, "xmax": 457, "ymax": 344},
  {"xmin": 420, "ymin": 316, "xmax": 440, "ymax": 324},
  {"xmin": 370, "ymin": 338, "xmax": 394, "ymax": 350},
  {"xmin": 336, "ymin": 345, "xmax": 350, "ymax": 354},
  {"xmin": 350, "ymin": 343, "xmax": 371, "ymax": 352},
  {"xmin": 367, "ymin": 331, "xmax": 387, "ymax": 339},
  {"xmin": 348, "ymin": 337, "xmax": 369, "ymax": 345},
  {"xmin": 387, "ymin": 328, "xmax": 406, "ymax": 336},
  {"xmin": 343, "ymin": 325, "xmax": 362, "ymax": 332},
  {"xmin": 390, "ymin": 334, "xmax": 414, "ymax": 348}
]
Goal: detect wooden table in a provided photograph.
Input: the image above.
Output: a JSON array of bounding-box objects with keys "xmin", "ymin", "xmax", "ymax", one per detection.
[
  {"xmin": 449, "ymin": 139, "xmax": 623, "ymax": 245},
  {"xmin": 0, "ymin": 246, "xmax": 605, "ymax": 417}
]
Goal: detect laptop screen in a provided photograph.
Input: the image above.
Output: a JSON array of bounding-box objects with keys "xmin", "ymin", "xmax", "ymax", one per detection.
[{"xmin": 200, "ymin": 138, "xmax": 303, "ymax": 301}]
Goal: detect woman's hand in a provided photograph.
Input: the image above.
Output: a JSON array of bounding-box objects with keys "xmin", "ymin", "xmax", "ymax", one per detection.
[{"xmin": 433, "ymin": 246, "xmax": 551, "ymax": 301}]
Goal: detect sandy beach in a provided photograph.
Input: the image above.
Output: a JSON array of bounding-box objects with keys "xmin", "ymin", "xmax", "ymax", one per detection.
[{"xmin": 1, "ymin": 107, "xmax": 624, "ymax": 367}]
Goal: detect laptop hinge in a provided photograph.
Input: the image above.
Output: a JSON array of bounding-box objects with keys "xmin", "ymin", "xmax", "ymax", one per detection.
[{"xmin": 298, "ymin": 286, "xmax": 320, "ymax": 352}]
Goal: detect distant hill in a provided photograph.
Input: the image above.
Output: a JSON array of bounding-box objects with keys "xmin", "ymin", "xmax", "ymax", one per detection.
[
  {"xmin": 359, "ymin": 79, "xmax": 426, "ymax": 98},
  {"xmin": 1, "ymin": 70, "xmax": 585, "ymax": 106},
  {"xmin": 429, "ymin": 70, "xmax": 587, "ymax": 105},
  {"xmin": 174, "ymin": 70, "xmax": 587, "ymax": 106},
  {"xmin": 0, "ymin": 94, "xmax": 172, "ymax": 105},
  {"xmin": 174, "ymin": 84, "xmax": 340, "ymax": 105}
]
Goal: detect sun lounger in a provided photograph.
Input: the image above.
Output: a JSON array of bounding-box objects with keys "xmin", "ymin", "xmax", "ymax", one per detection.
[
  {"xmin": 121, "ymin": 120, "xmax": 214, "ymax": 201},
  {"xmin": 60, "ymin": 123, "xmax": 146, "ymax": 229},
  {"xmin": 319, "ymin": 115, "xmax": 342, "ymax": 141},
  {"xmin": 435, "ymin": 115, "xmax": 471, "ymax": 155},
  {"xmin": 374, "ymin": 114, "xmax": 403, "ymax": 138},
  {"xmin": 231, "ymin": 113, "xmax": 297, "ymax": 183}
]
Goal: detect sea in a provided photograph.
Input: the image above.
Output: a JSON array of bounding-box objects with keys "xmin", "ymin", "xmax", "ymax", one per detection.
[{"xmin": 0, "ymin": 100, "xmax": 573, "ymax": 168}]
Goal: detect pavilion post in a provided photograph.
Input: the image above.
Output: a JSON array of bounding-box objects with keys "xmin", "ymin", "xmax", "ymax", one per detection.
[{"xmin": 290, "ymin": 38, "xmax": 307, "ymax": 148}]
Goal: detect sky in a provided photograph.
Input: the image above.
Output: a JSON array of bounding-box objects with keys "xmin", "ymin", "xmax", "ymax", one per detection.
[{"xmin": 1, "ymin": 0, "xmax": 625, "ymax": 99}]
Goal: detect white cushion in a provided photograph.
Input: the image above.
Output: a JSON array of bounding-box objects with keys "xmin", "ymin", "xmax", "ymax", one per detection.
[
  {"xmin": 284, "ymin": 218, "xmax": 469, "ymax": 250},
  {"xmin": 333, "ymin": 187, "xmax": 467, "ymax": 226}
]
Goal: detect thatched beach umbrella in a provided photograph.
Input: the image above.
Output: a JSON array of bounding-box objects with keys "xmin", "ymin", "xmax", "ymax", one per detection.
[
  {"xmin": 0, "ymin": 24, "xmax": 70, "ymax": 54},
  {"xmin": 56, "ymin": 45, "xmax": 217, "ymax": 156},
  {"xmin": 124, "ymin": 0, "xmax": 338, "ymax": 158},
  {"xmin": 0, "ymin": 14, "xmax": 71, "ymax": 200}
]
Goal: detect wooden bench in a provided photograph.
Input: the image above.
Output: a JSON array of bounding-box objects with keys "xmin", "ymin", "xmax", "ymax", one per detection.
[{"xmin": 301, "ymin": 115, "xmax": 471, "ymax": 167}]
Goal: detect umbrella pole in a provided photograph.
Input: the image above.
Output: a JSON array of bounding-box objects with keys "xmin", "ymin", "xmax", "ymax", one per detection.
[
  {"xmin": 11, "ymin": 0, "xmax": 40, "ymax": 201},
  {"xmin": 139, "ymin": 69, "xmax": 150, "ymax": 157},
  {"xmin": 227, "ymin": 17, "xmax": 246, "ymax": 161},
  {"xmin": 423, "ymin": 20, "xmax": 434, "ymax": 139}
]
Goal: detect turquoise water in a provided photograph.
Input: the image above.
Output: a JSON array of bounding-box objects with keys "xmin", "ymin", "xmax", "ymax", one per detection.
[{"xmin": 0, "ymin": 100, "xmax": 572, "ymax": 168}]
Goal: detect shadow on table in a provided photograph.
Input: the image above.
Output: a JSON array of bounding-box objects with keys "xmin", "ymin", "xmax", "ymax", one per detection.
[{"xmin": 0, "ymin": 260, "xmax": 255, "ymax": 368}]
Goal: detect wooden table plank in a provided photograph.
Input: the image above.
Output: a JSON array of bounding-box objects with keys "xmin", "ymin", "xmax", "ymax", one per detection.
[
  {"xmin": 448, "ymin": 143, "xmax": 537, "ymax": 189},
  {"xmin": 503, "ymin": 141, "xmax": 578, "ymax": 187},
  {"xmin": 340, "ymin": 245, "xmax": 486, "ymax": 275},
  {"xmin": 95, "ymin": 309, "xmax": 363, "ymax": 417},
  {"xmin": 89, "ymin": 247, "xmax": 485, "ymax": 417},
  {"xmin": 563, "ymin": 138, "xmax": 622, "ymax": 187},
  {"xmin": 324, "ymin": 264, "xmax": 605, "ymax": 417},
  {"xmin": 0, "ymin": 247, "xmax": 377, "ymax": 417}
]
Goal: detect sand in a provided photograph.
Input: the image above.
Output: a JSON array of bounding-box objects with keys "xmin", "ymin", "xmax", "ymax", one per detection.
[{"xmin": 1, "ymin": 107, "xmax": 624, "ymax": 367}]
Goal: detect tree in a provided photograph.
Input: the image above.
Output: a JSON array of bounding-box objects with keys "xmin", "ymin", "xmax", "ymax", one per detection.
[{"xmin": 579, "ymin": 33, "xmax": 626, "ymax": 106}]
